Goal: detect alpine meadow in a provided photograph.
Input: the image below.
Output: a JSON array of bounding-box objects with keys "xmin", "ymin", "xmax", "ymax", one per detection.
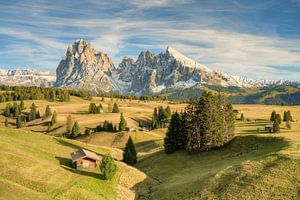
[{"xmin": 1, "ymin": 1, "xmax": 300, "ymax": 200}]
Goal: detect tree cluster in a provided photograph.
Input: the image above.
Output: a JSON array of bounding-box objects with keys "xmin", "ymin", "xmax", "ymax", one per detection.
[
  {"xmin": 164, "ymin": 91, "xmax": 235, "ymax": 154},
  {"xmin": 96, "ymin": 120, "xmax": 117, "ymax": 132},
  {"xmin": 112, "ymin": 103, "xmax": 120, "ymax": 113},
  {"xmin": 283, "ymin": 110, "xmax": 293, "ymax": 122},
  {"xmin": 151, "ymin": 106, "xmax": 172, "ymax": 129},
  {"xmin": 0, "ymin": 85, "xmax": 70, "ymax": 103},
  {"xmin": 4, "ymin": 101, "xmax": 25, "ymax": 117},
  {"xmin": 270, "ymin": 111, "xmax": 281, "ymax": 133},
  {"xmin": 88, "ymin": 103, "xmax": 103, "ymax": 114}
]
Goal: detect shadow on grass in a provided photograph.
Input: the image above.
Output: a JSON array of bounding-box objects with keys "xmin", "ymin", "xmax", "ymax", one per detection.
[
  {"xmin": 135, "ymin": 140, "xmax": 161, "ymax": 153},
  {"xmin": 130, "ymin": 117, "xmax": 151, "ymax": 127},
  {"xmin": 132, "ymin": 135, "xmax": 290, "ymax": 199}
]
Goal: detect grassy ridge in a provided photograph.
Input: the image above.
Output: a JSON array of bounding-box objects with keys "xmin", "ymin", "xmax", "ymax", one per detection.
[{"xmin": 0, "ymin": 126, "xmax": 121, "ymax": 200}]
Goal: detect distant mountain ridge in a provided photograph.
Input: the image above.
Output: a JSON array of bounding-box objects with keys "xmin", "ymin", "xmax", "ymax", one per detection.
[
  {"xmin": 0, "ymin": 39, "xmax": 299, "ymax": 95},
  {"xmin": 0, "ymin": 69, "xmax": 55, "ymax": 87}
]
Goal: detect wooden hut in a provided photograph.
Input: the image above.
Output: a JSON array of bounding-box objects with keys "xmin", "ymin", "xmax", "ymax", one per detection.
[{"xmin": 70, "ymin": 149, "xmax": 100, "ymax": 169}]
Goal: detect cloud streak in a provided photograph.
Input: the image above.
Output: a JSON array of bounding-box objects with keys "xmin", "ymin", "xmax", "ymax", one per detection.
[{"xmin": 0, "ymin": 0, "xmax": 300, "ymax": 80}]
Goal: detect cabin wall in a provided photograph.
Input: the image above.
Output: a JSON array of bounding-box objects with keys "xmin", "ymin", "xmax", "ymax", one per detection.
[{"xmin": 75, "ymin": 158, "xmax": 98, "ymax": 169}]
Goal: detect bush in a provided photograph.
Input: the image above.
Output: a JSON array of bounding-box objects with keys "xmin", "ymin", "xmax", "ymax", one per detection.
[{"xmin": 100, "ymin": 153, "xmax": 117, "ymax": 180}]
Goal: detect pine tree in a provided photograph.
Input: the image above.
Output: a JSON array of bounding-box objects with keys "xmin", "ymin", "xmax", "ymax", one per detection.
[
  {"xmin": 51, "ymin": 110, "xmax": 57, "ymax": 125},
  {"xmin": 286, "ymin": 120, "xmax": 291, "ymax": 129},
  {"xmin": 165, "ymin": 106, "xmax": 172, "ymax": 119},
  {"xmin": 151, "ymin": 108, "xmax": 158, "ymax": 129},
  {"xmin": 100, "ymin": 153, "xmax": 117, "ymax": 180},
  {"xmin": 270, "ymin": 111, "xmax": 276, "ymax": 121},
  {"xmin": 98, "ymin": 104, "xmax": 103, "ymax": 113},
  {"xmin": 119, "ymin": 113, "xmax": 127, "ymax": 131},
  {"xmin": 112, "ymin": 103, "xmax": 119, "ymax": 113},
  {"xmin": 273, "ymin": 115, "xmax": 280, "ymax": 133},
  {"xmin": 287, "ymin": 110, "xmax": 293, "ymax": 122},
  {"xmin": 123, "ymin": 136, "xmax": 137, "ymax": 165},
  {"xmin": 29, "ymin": 103, "xmax": 37, "ymax": 121},
  {"xmin": 66, "ymin": 115, "xmax": 73, "ymax": 134},
  {"xmin": 70, "ymin": 121, "xmax": 80, "ymax": 138},
  {"xmin": 16, "ymin": 116, "xmax": 22, "ymax": 128},
  {"xmin": 50, "ymin": 90, "xmax": 56, "ymax": 102},
  {"xmin": 283, "ymin": 111, "xmax": 287, "ymax": 121},
  {"xmin": 164, "ymin": 112, "xmax": 181, "ymax": 154},
  {"xmin": 276, "ymin": 114, "xmax": 282, "ymax": 124},
  {"xmin": 4, "ymin": 103, "xmax": 11, "ymax": 117},
  {"xmin": 4, "ymin": 118, "xmax": 8, "ymax": 127},
  {"xmin": 44, "ymin": 105, "xmax": 52, "ymax": 118},
  {"xmin": 20, "ymin": 100, "xmax": 25, "ymax": 110},
  {"xmin": 240, "ymin": 113, "xmax": 245, "ymax": 121}
]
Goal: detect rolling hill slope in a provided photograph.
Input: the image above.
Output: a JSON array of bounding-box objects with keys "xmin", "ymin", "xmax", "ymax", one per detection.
[{"xmin": 0, "ymin": 126, "xmax": 145, "ymax": 200}]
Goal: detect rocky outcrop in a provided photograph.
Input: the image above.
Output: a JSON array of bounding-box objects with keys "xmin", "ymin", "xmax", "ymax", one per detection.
[
  {"xmin": 0, "ymin": 69, "xmax": 55, "ymax": 87},
  {"xmin": 55, "ymin": 39, "xmax": 117, "ymax": 92}
]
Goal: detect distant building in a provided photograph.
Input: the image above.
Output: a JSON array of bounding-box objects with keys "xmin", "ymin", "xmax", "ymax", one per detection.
[
  {"xmin": 265, "ymin": 124, "xmax": 274, "ymax": 132},
  {"xmin": 70, "ymin": 149, "xmax": 100, "ymax": 169},
  {"xmin": 128, "ymin": 127, "xmax": 136, "ymax": 131}
]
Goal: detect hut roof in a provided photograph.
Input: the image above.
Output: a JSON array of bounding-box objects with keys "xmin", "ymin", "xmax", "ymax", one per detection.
[{"xmin": 70, "ymin": 149, "xmax": 100, "ymax": 162}]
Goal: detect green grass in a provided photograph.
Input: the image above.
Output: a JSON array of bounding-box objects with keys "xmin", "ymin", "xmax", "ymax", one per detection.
[{"xmin": 0, "ymin": 126, "xmax": 122, "ymax": 200}]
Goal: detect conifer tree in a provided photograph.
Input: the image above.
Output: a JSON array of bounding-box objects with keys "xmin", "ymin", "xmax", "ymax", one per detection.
[
  {"xmin": 20, "ymin": 100, "xmax": 25, "ymax": 110},
  {"xmin": 112, "ymin": 103, "xmax": 119, "ymax": 113},
  {"xmin": 165, "ymin": 106, "xmax": 172, "ymax": 119},
  {"xmin": 16, "ymin": 116, "xmax": 22, "ymax": 128},
  {"xmin": 240, "ymin": 113, "xmax": 245, "ymax": 121},
  {"xmin": 123, "ymin": 136, "xmax": 137, "ymax": 165},
  {"xmin": 270, "ymin": 111, "xmax": 276, "ymax": 121},
  {"xmin": 70, "ymin": 121, "xmax": 80, "ymax": 138},
  {"xmin": 273, "ymin": 115, "xmax": 280, "ymax": 133},
  {"xmin": 100, "ymin": 153, "xmax": 117, "ymax": 180},
  {"xmin": 5, "ymin": 118, "xmax": 8, "ymax": 127},
  {"xmin": 98, "ymin": 104, "xmax": 103, "ymax": 113},
  {"xmin": 51, "ymin": 110, "xmax": 57, "ymax": 125},
  {"xmin": 44, "ymin": 105, "xmax": 52, "ymax": 118},
  {"xmin": 276, "ymin": 113, "xmax": 282, "ymax": 124},
  {"xmin": 66, "ymin": 115, "xmax": 73, "ymax": 134},
  {"xmin": 151, "ymin": 108, "xmax": 158, "ymax": 129},
  {"xmin": 4, "ymin": 103, "xmax": 11, "ymax": 117},
  {"xmin": 287, "ymin": 110, "xmax": 293, "ymax": 122},
  {"xmin": 164, "ymin": 112, "xmax": 181, "ymax": 154},
  {"xmin": 119, "ymin": 113, "xmax": 127, "ymax": 131},
  {"xmin": 286, "ymin": 120, "xmax": 291, "ymax": 129},
  {"xmin": 29, "ymin": 103, "xmax": 37, "ymax": 121},
  {"xmin": 283, "ymin": 111, "xmax": 287, "ymax": 121}
]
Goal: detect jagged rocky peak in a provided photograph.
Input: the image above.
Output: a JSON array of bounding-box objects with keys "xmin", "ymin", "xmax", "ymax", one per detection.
[{"xmin": 55, "ymin": 39, "xmax": 117, "ymax": 92}]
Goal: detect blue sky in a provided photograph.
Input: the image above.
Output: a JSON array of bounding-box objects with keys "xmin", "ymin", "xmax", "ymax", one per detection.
[{"xmin": 0, "ymin": 0, "xmax": 300, "ymax": 80}]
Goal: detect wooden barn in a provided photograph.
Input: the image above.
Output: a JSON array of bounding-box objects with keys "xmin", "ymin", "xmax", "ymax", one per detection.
[{"xmin": 70, "ymin": 149, "xmax": 100, "ymax": 169}]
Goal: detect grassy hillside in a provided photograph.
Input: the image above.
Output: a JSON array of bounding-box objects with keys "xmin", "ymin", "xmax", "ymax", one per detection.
[
  {"xmin": 0, "ymin": 126, "xmax": 146, "ymax": 200},
  {"xmin": 3, "ymin": 95, "xmax": 300, "ymax": 199}
]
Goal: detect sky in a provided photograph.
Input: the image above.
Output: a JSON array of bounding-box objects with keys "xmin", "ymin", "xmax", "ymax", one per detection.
[{"xmin": 0, "ymin": 0, "xmax": 300, "ymax": 80}]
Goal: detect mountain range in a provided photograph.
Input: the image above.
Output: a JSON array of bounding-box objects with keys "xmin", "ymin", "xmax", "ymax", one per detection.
[{"xmin": 0, "ymin": 39, "xmax": 299, "ymax": 96}]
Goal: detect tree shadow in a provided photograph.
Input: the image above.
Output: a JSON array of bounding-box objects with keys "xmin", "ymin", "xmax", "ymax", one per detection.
[
  {"xmin": 131, "ymin": 135, "xmax": 290, "ymax": 199},
  {"xmin": 130, "ymin": 117, "xmax": 151, "ymax": 127},
  {"xmin": 135, "ymin": 140, "xmax": 161, "ymax": 153}
]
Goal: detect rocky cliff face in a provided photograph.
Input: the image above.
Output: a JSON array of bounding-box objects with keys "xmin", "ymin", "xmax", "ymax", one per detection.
[
  {"xmin": 55, "ymin": 39, "xmax": 117, "ymax": 92},
  {"xmin": 0, "ymin": 69, "xmax": 55, "ymax": 87},
  {"xmin": 116, "ymin": 47, "xmax": 207, "ymax": 94}
]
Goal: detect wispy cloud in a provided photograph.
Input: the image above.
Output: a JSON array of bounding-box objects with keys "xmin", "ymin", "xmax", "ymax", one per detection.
[{"xmin": 0, "ymin": 0, "xmax": 300, "ymax": 80}]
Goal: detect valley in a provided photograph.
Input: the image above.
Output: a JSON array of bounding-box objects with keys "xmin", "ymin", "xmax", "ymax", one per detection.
[{"xmin": 2, "ymin": 94, "xmax": 300, "ymax": 199}]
